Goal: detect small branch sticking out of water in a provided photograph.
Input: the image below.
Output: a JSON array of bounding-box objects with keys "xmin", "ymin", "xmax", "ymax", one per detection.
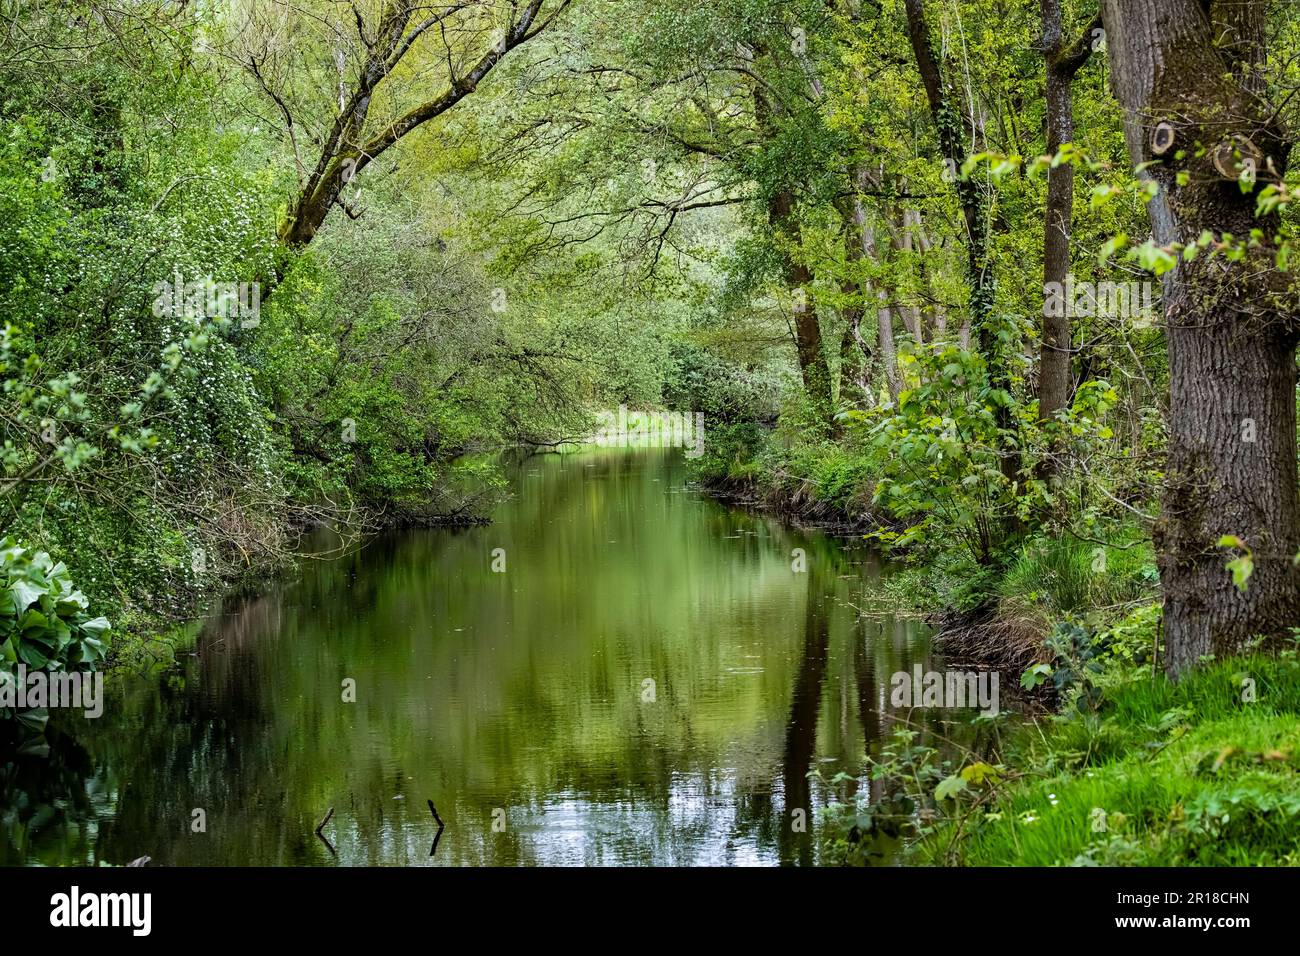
[
  {"xmin": 315, "ymin": 806, "xmax": 337, "ymax": 857},
  {"xmin": 428, "ymin": 800, "xmax": 446, "ymax": 858}
]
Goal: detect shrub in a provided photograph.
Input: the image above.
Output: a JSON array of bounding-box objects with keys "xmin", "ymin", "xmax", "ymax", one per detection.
[
  {"xmin": 688, "ymin": 420, "xmax": 768, "ymax": 485},
  {"xmin": 0, "ymin": 537, "xmax": 108, "ymax": 715}
]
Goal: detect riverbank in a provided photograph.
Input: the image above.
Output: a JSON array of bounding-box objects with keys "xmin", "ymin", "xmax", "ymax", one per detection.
[
  {"xmin": 102, "ymin": 475, "xmax": 504, "ymax": 672},
  {"xmin": 692, "ymin": 429, "xmax": 1300, "ymax": 866},
  {"xmin": 691, "ymin": 433, "xmax": 1158, "ymax": 672},
  {"xmin": 922, "ymin": 650, "xmax": 1300, "ymax": 866}
]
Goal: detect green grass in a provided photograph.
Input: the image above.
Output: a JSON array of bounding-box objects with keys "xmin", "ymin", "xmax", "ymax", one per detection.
[
  {"xmin": 923, "ymin": 652, "xmax": 1300, "ymax": 866},
  {"xmin": 998, "ymin": 535, "xmax": 1159, "ymax": 617}
]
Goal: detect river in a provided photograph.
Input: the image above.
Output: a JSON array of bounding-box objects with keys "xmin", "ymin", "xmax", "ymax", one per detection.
[{"xmin": 3, "ymin": 447, "xmax": 951, "ymax": 866}]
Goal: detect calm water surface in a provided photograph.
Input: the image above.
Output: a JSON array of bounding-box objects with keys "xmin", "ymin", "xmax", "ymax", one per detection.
[{"xmin": 5, "ymin": 448, "xmax": 955, "ymax": 866}]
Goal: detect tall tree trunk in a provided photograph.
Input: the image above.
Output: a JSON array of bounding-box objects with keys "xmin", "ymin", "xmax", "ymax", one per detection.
[
  {"xmin": 1038, "ymin": 5, "xmax": 1101, "ymax": 461},
  {"xmin": 875, "ymin": 296, "xmax": 903, "ymax": 404},
  {"xmin": 835, "ymin": 197, "xmax": 875, "ymax": 408},
  {"xmin": 849, "ymin": 189, "xmax": 904, "ymax": 403},
  {"xmin": 755, "ymin": 80, "xmax": 833, "ymax": 424},
  {"xmin": 903, "ymin": 0, "xmax": 995, "ymax": 346},
  {"xmin": 771, "ymin": 194, "xmax": 833, "ymax": 422},
  {"xmin": 1101, "ymin": 0, "xmax": 1300, "ymax": 677},
  {"xmin": 891, "ymin": 207, "xmax": 925, "ymax": 343},
  {"xmin": 913, "ymin": 213, "xmax": 947, "ymax": 340},
  {"xmin": 838, "ymin": 296, "xmax": 870, "ymax": 407}
]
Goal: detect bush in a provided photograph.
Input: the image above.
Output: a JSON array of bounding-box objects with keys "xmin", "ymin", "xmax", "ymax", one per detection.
[
  {"xmin": 0, "ymin": 537, "xmax": 108, "ymax": 704},
  {"xmin": 687, "ymin": 420, "xmax": 769, "ymax": 485}
]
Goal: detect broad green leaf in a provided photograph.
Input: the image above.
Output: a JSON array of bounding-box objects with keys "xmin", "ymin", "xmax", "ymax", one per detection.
[
  {"xmin": 935, "ymin": 775, "xmax": 969, "ymax": 801},
  {"xmin": 9, "ymin": 580, "xmax": 46, "ymax": 617}
]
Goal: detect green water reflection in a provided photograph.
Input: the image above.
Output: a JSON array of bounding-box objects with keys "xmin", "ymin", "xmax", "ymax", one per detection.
[{"xmin": 3, "ymin": 448, "xmax": 956, "ymax": 866}]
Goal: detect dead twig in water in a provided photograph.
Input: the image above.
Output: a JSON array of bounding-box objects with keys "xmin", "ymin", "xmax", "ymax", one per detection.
[
  {"xmin": 428, "ymin": 800, "xmax": 446, "ymax": 858},
  {"xmin": 315, "ymin": 807, "xmax": 336, "ymax": 857}
]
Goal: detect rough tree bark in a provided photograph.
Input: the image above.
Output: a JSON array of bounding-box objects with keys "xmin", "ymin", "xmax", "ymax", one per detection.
[
  {"xmin": 847, "ymin": 187, "xmax": 904, "ymax": 404},
  {"xmin": 837, "ymin": 292, "xmax": 870, "ymax": 406},
  {"xmin": 835, "ymin": 205, "xmax": 873, "ymax": 406},
  {"xmin": 903, "ymin": 0, "xmax": 995, "ymax": 344},
  {"xmin": 1101, "ymin": 0, "xmax": 1300, "ymax": 677},
  {"xmin": 913, "ymin": 213, "xmax": 947, "ymax": 340},
  {"xmin": 765, "ymin": 187, "xmax": 833, "ymax": 422},
  {"xmin": 891, "ymin": 207, "xmax": 926, "ymax": 344}
]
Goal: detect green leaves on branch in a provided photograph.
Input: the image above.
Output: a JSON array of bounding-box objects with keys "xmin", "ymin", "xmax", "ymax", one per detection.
[{"xmin": 859, "ymin": 342, "xmax": 1115, "ymax": 567}]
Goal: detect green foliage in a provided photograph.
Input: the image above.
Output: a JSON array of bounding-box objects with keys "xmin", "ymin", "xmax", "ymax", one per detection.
[
  {"xmin": 0, "ymin": 64, "xmax": 282, "ymax": 625},
  {"xmin": 1096, "ymin": 601, "xmax": 1163, "ymax": 671},
  {"xmin": 1041, "ymin": 619, "xmax": 1109, "ymax": 713},
  {"xmin": 856, "ymin": 342, "xmax": 1026, "ymax": 565},
  {"xmin": 661, "ymin": 341, "xmax": 783, "ymax": 423},
  {"xmin": 926, "ymin": 652, "xmax": 1300, "ymax": 865},
  {"xmin": 998, "ymin": 535, "xmax": 1158, "ymax": 618},
  {"xmin": 688, "ymin": 421, "xmax": 769, "ymax": 486},
  {"xmin": 1217, "ymin": 535, "xmax": 1255, "ymax": 592},
  {"xmin": 820, "ymin": 649, "xmax": 1300, "ymax": 867},
  {"xmin": 818, "ymin": 726, "xmax": 1010, "ymax": 867},
  {"xmin": 1, "ymin": 2, "xmax": 662, "ymax": 641},
  {"xmin": 0, "ymin": 538, "xmax": 108, "ymax": 688},
  {"xmin": 817, "ymin": 729, "xmax": 942, "ymax": 866}
]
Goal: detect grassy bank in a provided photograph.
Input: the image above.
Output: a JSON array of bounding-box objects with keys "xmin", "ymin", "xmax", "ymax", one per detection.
[
  {"xmin": 691, "ymin": 422, "xmax": 1300, "ymax": 866},
  {"xmin": 814, "ymin": 602, "xmax": 1300, "ymax": 866},
  {"xmin": 918, "ymin": 650, "xmax": 1300, "ymax": 866}
]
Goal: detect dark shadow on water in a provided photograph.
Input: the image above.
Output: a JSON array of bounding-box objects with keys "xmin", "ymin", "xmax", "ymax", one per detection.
[{"xmin": 778, "ymin": 565, "xmax": 830, "ymax": 866}]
